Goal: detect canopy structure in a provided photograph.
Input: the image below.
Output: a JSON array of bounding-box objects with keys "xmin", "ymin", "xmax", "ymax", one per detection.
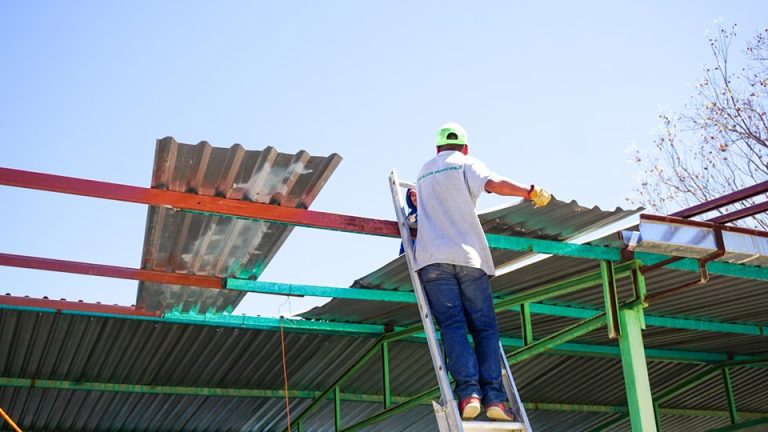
[{"xmin": 1, "ymin": 140, "xmax": 766, "ymax": 432}]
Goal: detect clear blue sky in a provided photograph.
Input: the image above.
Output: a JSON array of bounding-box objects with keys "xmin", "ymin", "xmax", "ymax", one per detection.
[{"xmin": 1, "ymin": 1, "xmax": 766, "ymax": 316}]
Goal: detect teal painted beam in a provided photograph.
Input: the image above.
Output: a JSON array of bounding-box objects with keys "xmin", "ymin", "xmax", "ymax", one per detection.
[
  {"xmin": 0, "ymin": 377, "xmax": 409, "ymax": 403},
  {"xmin": 485, "ymin": 234, "xmax": 768, "ymax": 282},
  {"xmin": 485, "ymin": 234, "xmax": 622, "ymax": 261},
  {"xmin": 527, "ymin": 403, "xmax": 768, "ymax": 420},
  {"xmin": 2, "ymin": 304, "xmax": 766, "ymax": 365},
  {"xmin": 635, "ymin": 252, "xmax": 768, "ymax": 281},
  {"xmin": 226, "ymin": 279, "xmax": 416, "ymax": 303},
  {"xmin": 507, "ymin": 314, "xmax": 607, "ymax": 364},
  {"xmin": 655, "ymin": 367, "xmax": 721, "ymax": 404},
  {"xmin": 508, "ymin": 303, "xmax": 765, "ymax": 336},
  {"xmin": 226, "ymin": 279, "xmax": 765, "ymax": 337},
  {"xmin": 1, "ymin": 376, "xmax": 765, "ymax": 423}
]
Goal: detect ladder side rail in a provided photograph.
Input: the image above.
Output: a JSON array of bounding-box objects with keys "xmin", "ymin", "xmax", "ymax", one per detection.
[
  {"xmin": 498, "ymin": 342, "xmax": 532, "ymax": 431},
  {"xmin": 389, "ymin": 170, "xmax": 463, "ymax": 432}
]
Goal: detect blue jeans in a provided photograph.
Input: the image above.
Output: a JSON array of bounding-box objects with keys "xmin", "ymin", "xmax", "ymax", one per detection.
[{"xmin": 419, "ymin": 263, "xmax": 505, "ymax": 405}]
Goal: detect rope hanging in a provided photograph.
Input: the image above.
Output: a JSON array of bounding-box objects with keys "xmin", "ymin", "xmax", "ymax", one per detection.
[{"xmin": 280, "ymin": 317, "xmax": 292, "ymax": 432}]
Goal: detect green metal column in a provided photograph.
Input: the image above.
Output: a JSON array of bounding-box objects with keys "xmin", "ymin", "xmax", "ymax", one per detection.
[
  {"xmin": 334, "ymin": 386, "xmax": 342, "ymax": 431},
  {"xmin": 601, "ymin": 261, "xmax": 620, "ymax": 339},
  {"xmin": 618, "ymin": 305, "xmax": 657, "ymax": 432},
  {"xmin": 521, "ymin": 303, "xmax": 533, "ymax": 345},
  {"xmin": 382, "ymin": 342, "xmax": 392, "ymax": 409},
  {"xmin": 722, "ymin": 368, "xmax": 738, "ymax": 424}
]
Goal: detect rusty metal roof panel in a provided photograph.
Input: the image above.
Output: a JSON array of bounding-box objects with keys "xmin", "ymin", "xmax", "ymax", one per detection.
[{"xmin": 136, "ymin": 137, "xmax": 341, "ymax": 313}]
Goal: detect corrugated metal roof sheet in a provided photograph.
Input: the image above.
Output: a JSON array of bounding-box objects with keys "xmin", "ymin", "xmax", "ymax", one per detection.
[
  {"xmin": 302, "ymin": 199, "xmax": 642, "ymax": 324},
  {"xmin": 1, "ymin": 308, "xmax": 766, "ymax": 431},
  {"xmin": 137, "ymin": 137, "xmax": 341, "ymax": 313}
]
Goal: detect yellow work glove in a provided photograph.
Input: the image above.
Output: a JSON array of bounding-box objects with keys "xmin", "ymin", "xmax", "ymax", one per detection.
[{"xmin": 529, "ymin": 185, "xmax": 552, "ymax": 208}]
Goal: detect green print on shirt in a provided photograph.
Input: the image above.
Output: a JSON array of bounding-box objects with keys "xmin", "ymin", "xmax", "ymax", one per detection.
[{"xmin": 418, "ymin": 165, "xmax": 461, "ymax": 182}]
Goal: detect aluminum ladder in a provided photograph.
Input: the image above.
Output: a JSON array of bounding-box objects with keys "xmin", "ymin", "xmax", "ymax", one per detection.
[{"xmin": 389, "ymin": 170, "xmax": 531, "ymax": 432}]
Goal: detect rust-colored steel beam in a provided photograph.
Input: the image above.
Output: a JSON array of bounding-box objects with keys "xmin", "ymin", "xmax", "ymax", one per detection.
[
  {"xmin": 709, "ymin": 201, "xmax": 768, "ymax": 224},
  {"xmin": 0, "ymin": 167, "xmax": 401, "ymax": 238},
  {"xmin": 0, "ymin": 294, "xmax": 160, "ymax": 317},
  {"xmin": 671, "ymin": 180, "xmax": 768, "ymax": 219},
  {"xmin": 641, "ymin": 214, "xmax": 768, "ymax": 238},
  {"xmin": 0, "ymin": 253, "xmax": 223, "ymax": 289}
]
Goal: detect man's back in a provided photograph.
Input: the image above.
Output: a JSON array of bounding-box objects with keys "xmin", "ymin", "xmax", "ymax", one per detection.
[{"xmin": 414, "ymin": 150, "xmax": 496, "ymax": 276}]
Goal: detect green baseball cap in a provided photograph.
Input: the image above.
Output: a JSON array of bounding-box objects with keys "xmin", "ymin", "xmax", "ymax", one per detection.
[{"xmin": 436, "ymin": 122, "xmax": 468, "ymax": 146}]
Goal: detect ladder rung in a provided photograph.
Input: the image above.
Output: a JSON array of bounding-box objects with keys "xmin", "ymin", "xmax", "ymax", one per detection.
[{"xmin": 462, "ymin": 420, "xmax": 527, "ymax": 431}]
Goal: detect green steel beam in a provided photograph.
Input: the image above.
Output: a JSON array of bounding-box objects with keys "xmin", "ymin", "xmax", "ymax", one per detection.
[
  {"xmin": 654, "ymin": 357, "xmax": 768, "ymax": 407},
  {"xmin": 722, "ymin": 368, "xmax": 738, "ymax": 425},
  {"xmin": 225, "ymin": 277, "xmax": 765, "ymax": 337},
  {"xmin": 635, "ymin": 252, "xmax": 768, "ymax": 281},
  {"xmin": 485, "ymin": 234, "xmax": 622, "ymax": 261},
  {"xmin": 344, "ymin": 311, "xmax": 609, "ymax": 432},
  {"xmin": 341, "ymin": 386, "xmax": 436, "ymax": 432},
  {"xmin": 2, "ymin": 376, "xmax": 765, "ymax": 424},
  {"xmin": 655, "ymin": 367, "xmax": 722, "ymax": 404},
  {"xmin": 0, "ymin": 377, "xmax": 410, "ymax": 402},
  {"xmin": 226, "ymin": 279, "xmax": 417, "ymax": 303},
  {"xmin": 511, "ymin": 303, "xmax": 765, "ymax": 337},
  {"xmin": 485, "ymin": 235, "xmax": 768, "ymax": 281},
  {"xmin": 494, "ymin": 260, "xmax": 640, "ymax": 310},
  {"xmin": 618, "ymin": 305, "xmax": 657, "ymax": 432},
  {"xmin": 2, "ymin": 303, "xmax": 766, "ymax": 366},
  {"xmin": 291, "ymin": 336, "xmax": 389, "ymax": 428},
  {"xmin": 707, "ymin": 417, "xmax": 768, "ymax": 432},
  {"xmin": 521, "ymin": 303, "xmax": 533, "ymax": 345},
  {"xmin": 527, "ymin": 403, "xmax": 768, "ymax": 419},
  {"xmin": 507, "ymin": 314, "xmax": 607, "ymax": 364}
]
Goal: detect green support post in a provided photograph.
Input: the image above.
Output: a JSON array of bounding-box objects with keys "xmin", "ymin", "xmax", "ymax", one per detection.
[
  {"xmin": 618, "ymin": 305, "xmax": 657, "ymax": 432},
  {"xmin": 631, "ymin": 267, "xmax": 647, "ymax": 305},
  {"xmin": 334, "ymin": 386, "xmax": 342, "ymax": 431},
  {"xmin": 722, "ymin": 368, "xmax": 738, "ymax": 425},
  {"xmin": 382, "ymin": 342, "xmax": 392, "ymax": 409},
  {"xmin": 297, "ymin": 420, "xmax": 303, "ymax": 432},
  {"xmin": 601, "ymin": 261, "xmax": 620, "ymax": 339},
  {"xmin": 521, "ymin": 303, "xmax": 533, "ymax": 345}
]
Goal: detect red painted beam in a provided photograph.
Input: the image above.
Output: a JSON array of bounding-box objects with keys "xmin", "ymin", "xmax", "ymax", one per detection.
[
  {"xmin": 671, "ymin": 180, "xmax": 768, "ymax": 219},
  {"xmin": 0, "ymin": 253, "xmax": 224, "ymax": 289},
  {"xmin": 641, "ymin": 214, "xmax": 768, "ymax": 238},
  {"xmin": 0, "ymin": 167, "xmax": 401, "ymax": 238},
  {"xmin": 0, "ymin": 294, "xmax": 161, "ymax": 317},
  {"xmin": 709, "ymin": 201, "xmax": 768, "ymax": 224}
]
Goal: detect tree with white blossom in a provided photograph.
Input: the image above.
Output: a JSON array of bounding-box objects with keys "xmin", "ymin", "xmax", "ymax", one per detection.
[{"xmin": 631, "ymin": 24, "xmax": 768, "ymax": 229}]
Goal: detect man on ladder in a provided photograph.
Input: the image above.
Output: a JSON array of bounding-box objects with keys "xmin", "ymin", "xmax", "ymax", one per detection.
[{"xmin": 413, "ymin": 122, "xmax": 551, "ymax": 421}]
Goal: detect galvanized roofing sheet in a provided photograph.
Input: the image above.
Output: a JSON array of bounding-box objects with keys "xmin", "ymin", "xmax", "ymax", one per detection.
[
  {"xmin": 302, "ymin": 198, "xmax": 643, "ymax": 324},
  {"xmin": 1, "ymin": 308, "xmax": 766, "ymax": 431},
  {"xmin": 136, "ymin": 137, "xmax": 341, "ymax": 313}
]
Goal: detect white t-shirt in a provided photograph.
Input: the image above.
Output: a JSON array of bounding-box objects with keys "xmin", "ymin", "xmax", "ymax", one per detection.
[{"xmin": 414, "ymin": 150, "xmax": 498, "ymax": 276}]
